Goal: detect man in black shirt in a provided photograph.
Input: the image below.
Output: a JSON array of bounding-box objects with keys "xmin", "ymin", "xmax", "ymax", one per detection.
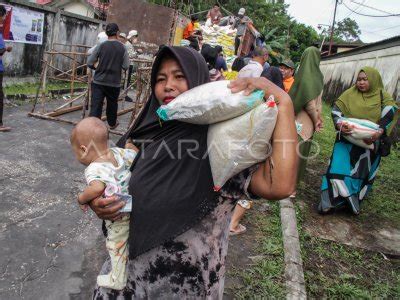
[{"xmin": 87, "ymin": 23, "xmax": 129, "ymax": 129}]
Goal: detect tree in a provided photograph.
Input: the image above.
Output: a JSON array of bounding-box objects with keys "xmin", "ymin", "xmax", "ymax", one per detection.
[
  {"xmin": 335, "ymin": 17, "xmax": 362, "ymax": 42},
  {"xmin": 288, "ymin": 22, "xmax": 319, "ymax": 62}
]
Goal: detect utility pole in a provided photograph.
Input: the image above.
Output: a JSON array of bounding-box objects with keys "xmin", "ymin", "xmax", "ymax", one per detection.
[{"xmin": 328, "ymin": 0, "xmax": 339, "ymax": 55}]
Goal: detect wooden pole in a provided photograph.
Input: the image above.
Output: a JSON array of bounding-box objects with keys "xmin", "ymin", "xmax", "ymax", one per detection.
[
  {"xmin": 70, "ymin": 48, "xmax": 77, "ymax": 105},
  {"xmin": 31, "ymin": 63, "xmax": 46, "ymax": 113},
  {"xmin": 328, "ymin": 0, "xmax": 339, "ymax": 55},
  {"xmin": 54, "ymin": 92, "xmax": 86, "ymax": 111},
  {"xmin": 82, "ymin": 70, "xmax": 92, "ymax": 119},
  {"xmin": 40, "ymin": 54, "xmax": 50, "ymax": 113},
  {"xmin": 46, "ymin": 105, "xmax": 83, "ymax": 117},
  {"xmin": 100, "ymin": 106, "xmax": 136, "ymax": 121},
  {"xmin": 28, "ymin": 112, "xmax": 124, "ymax": 136}
]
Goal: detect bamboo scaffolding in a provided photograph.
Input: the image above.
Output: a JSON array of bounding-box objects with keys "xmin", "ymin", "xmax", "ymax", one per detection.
[
  {"xmin": 30, "ymin": 44, "xmax": 153, "ymax": 135},
  {"xmin": 28, "ymin": 112, "xmax": 124, "ymax": 136}
]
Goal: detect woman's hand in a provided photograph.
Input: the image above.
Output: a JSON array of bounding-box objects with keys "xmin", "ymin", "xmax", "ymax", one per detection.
[
  {"xmin": 315, "ymin": 118, "xmax": 324, "ymax": 132},
  {"xmin": 337, "ymin": 122, "xmax": 352, "ymax": 135},
  {"xmin": 228, "ymin": 77, "xmax": 269, "ymax": 96},
  {"xmin": 89, "ymin": 195, "xmax": 125, "ymax": 221}
]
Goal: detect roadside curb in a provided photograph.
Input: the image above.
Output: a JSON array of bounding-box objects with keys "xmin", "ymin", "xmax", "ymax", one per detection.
[{"xmin": 280, "ymin": 198, "xmax": 307, "ymax": 300}]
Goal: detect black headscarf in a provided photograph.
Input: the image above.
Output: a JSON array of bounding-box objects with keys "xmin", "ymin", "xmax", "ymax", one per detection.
[
  {"xmin": 261, "ymin": 66, "xmax": 284, "ymax": 90},
  {"xmin": 201, "ymin": 44, "xmax": 218, "ymax": 70},
  {"xmin": 117, "ymin": 46, "xmax": 217, "ymax": 258},
  {"xmin": 232, "ymin": 57, "xmax": 246, "ymax": 72}
]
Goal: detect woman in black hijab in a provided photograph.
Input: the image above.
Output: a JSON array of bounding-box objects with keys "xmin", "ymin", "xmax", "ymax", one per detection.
[{"xmin": 90, "ymin": 46, "xmax": 298, "ymax": 298}]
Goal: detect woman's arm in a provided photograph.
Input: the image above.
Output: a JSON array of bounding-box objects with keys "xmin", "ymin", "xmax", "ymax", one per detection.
[
  {"xmin": 305, "ymin": 99, "xmax": 319, "ymax": 124},
  {"xmin": 250, "ymin": 94, "xmax": 298, "ymax": 200},
  {"xmin": 229, "ymin": 77, "xmax": 298, "ymax": 200}
]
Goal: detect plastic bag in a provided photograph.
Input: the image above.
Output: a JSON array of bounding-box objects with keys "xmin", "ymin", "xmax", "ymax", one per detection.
[
  {"xmin": 157, "ymin": 80, "xmax": 265, "ymax": 124},
  {"xmin": 208, "ymin": 96, "xmax": 278, "ymax": 191},
  {"xmin": 337, "ymin": 117, "xmax": 380, "ymax": 150}
]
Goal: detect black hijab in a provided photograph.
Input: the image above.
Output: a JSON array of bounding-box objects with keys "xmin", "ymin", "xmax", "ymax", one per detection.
[
  {"xmin": 117, "ymin": 46, "xmax": 217, "ymax": 258},
  {"xmin": 261, "ymin": 66, "xmax": 284, "ymax": 90},
  {"xmin": 201, "ymin": 43, "xmax": 218, "ymax": 70}
]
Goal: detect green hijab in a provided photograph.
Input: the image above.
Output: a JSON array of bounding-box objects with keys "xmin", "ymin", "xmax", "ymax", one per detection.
[
  {"xmin": 336, "ymin": 67, "xmax": 397, "ymax": 125},
  {"xmin": 289, "ymin": 47, "xmax": 324, "ymax": 114}
]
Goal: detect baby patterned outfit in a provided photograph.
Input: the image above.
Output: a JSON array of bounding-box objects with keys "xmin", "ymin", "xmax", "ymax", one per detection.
[{"xmin": 85, "ymin": 147, "xmax": 137, "ymax": 290}]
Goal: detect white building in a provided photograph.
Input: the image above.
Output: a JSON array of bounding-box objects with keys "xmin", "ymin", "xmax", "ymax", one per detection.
[{"xmin": 36, "ymin": 0, "xmax": 108, "ymax": 20}]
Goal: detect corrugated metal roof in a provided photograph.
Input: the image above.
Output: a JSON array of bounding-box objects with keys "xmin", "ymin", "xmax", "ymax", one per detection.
[{"xmin": 322, "ymin": 35, "xmax": 400, "ymax": 60}]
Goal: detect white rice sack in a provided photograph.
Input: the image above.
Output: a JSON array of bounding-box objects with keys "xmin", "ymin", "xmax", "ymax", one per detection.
[
  {"xmin": 208, "ymin": 96, "xmax": 278, "ymax": 191},
  {"xmin": 157, "ymin": 81, "xmax": 265, "ymax": 124},
  {"xmin": 337, "ymin": 117, "xmax": 380, "ymax": 149},
  {"xmin": 342, "ymin": 136, "xmax": 374, "ymax": 150}
]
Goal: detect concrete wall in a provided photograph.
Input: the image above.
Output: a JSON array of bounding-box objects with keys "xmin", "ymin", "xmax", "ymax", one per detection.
[
  {"xmin": 62, "ymin": 2, "xmax": 95, "ymax": 18},
  {"xmin": 320, "ymin": 36, "xmax": 400, "ymax": 104},
  {"xmin": 1, "ymin": 0, "xmax": 104, "ymax": 77},
  {"xmin": 107, "ymin": 0, "xmax": 176, "ymax": 46}
]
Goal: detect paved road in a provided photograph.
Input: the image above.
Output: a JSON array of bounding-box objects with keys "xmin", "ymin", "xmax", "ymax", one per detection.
[{"xmin": 0, "ymin": 104, "xmax": 112, "ymax": 299}]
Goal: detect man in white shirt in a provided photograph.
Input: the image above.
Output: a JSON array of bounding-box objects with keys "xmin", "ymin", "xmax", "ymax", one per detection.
[
  {"xmin": 124, "ymin": 30, "xmax": 139, "ymax": 102},
  {"xmin": 237, "ymin": 47, "xmax": 269, "ymax": 78}
]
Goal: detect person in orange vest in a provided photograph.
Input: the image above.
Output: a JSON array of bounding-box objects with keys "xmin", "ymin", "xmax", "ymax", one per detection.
[
  {"xmin": 183, "ymin": 15, "xmax": 201, "ymax": 51},
  {"xmin": 279, "ymin": 59, "xmax": 295, "ymax": 93}
]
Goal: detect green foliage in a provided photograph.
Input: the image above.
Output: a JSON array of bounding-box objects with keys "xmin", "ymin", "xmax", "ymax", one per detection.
[
  {"xmin": 288, "ymin": 21, "xmax": 319, "ymax": 63},
  {"xmin": 318, "ymin": 17, "xmax": 362, "ymax": 44},
  {"xmin": 335, "ymin": 17, "xmax": 362, "ymax": 42}
]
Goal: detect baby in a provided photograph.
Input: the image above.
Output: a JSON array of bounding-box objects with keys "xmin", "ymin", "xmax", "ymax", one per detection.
[{"xmin": 70, "ymin": 117, "xmax": 137, "ymax": 290}]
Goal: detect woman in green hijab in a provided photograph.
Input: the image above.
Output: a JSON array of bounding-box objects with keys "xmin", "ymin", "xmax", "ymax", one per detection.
[
  {"xmin": 319, "ymin": 67, "xmax": 398, "ymax": 214},
  {"xmin": 288, "ymin": 47, "xmax": 324, "ymax": 195}
]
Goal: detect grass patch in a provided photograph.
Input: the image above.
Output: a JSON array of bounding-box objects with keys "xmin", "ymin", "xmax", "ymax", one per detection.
[
  {"xmin": 229, "ymin": 201, "xmax": 286, "ymax": 299},
  {"xmin": 5, "ymin": 81, "xmax": 86, "ymax": 96},
  {"xmin": 229, "ymin": 102, "xmax": 400, "ymax": 298},
  {"xmin": 297, "ymin": 102, "xmax": 400, "ymax": 298},
  {"xmin": 300, "ymin": 230, "xmax": 400, "ymax": 299}
]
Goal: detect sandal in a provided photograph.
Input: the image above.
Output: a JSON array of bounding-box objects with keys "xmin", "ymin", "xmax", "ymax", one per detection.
[{"xmin": 229, "ymin": 224, "xmax": 247, "ymax": 236}]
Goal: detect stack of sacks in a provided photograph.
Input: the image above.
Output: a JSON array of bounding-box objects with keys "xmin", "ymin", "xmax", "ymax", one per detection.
[
  {"xmin": 156, "ymin": 80, "xmax": 278, "ymax": 191},
  {"xmin": 201, "ymin": 23, "xmax": 237, "ymax": 68},
  {"xmin": 337, "ymin": 117, "xmax": 381, "ymax": 149}
]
